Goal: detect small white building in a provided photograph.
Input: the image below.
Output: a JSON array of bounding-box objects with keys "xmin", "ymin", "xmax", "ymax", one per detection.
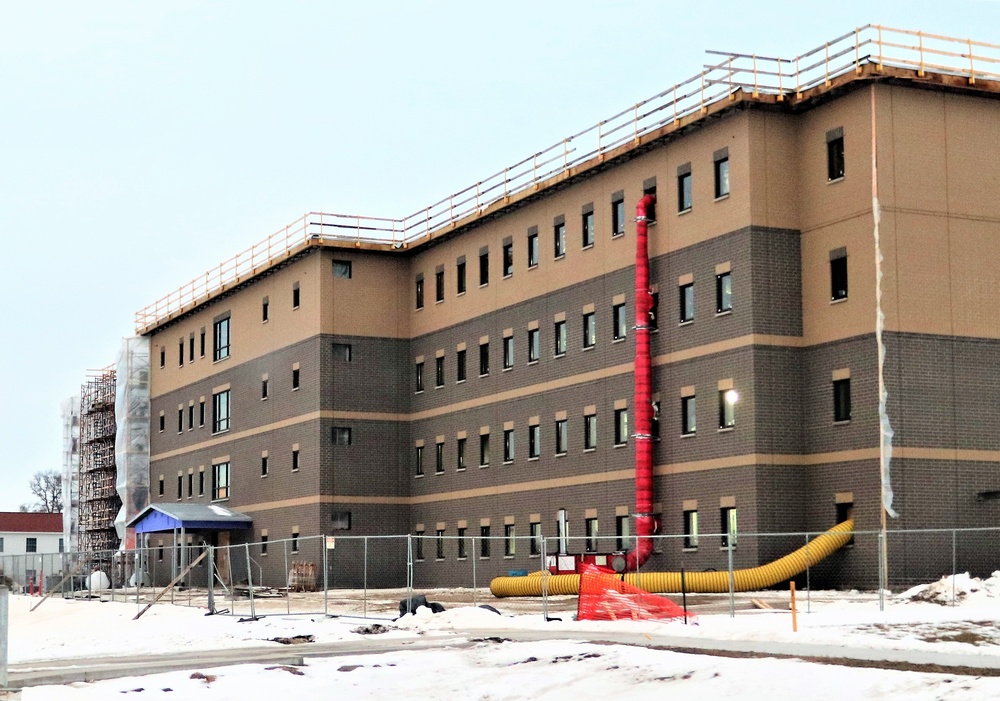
[{"xmin": 0, "ymin": 512, "xmax": 64, "ymax": 590}]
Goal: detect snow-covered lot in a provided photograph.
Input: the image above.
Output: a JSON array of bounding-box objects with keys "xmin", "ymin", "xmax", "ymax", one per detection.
[{"xmin": 9, "ymin": 572, "xmax": 1000, "ymax": 700}]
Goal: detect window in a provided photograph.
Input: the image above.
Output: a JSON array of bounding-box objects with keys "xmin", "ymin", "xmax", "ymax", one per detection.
[
  {"xmin": 585, "ymin": 518, "xmax": 598, "ymax": 553},
  {"xmin": 332, "ymin": 260, "xmax": 353, "ymax": 278},
  {"xmin": 457, "ymin": 437, "xmax": 466, "ymax": 470},
  {"xmin": 261, "ymin": 454, "xmax": 268, "ymax": 477},
  {"xmin": 649, "ymin": 292, "xmax": 660, "ymax": 331},
  {"xmin": 503, "ymin": 336, "xmax": 514, "ymax": 369},
  {"xmin": 177, "ymin": 474, "xmax": 182, "ymax": 499},
  {"xmin": 25, "ymin": 537, "xmax": 37, "ymax": 553},
  {"xmin": 504, "ymin": 524, "xmax": 515, "ymax": 556},
  {"xmin": 415, "ymin": 530, "xmax": 425, "ymax": 560},
  {"xmin": 159, "ymin": 414, "xmax": 165, "ymax": 432},
  {"xmin": 530, "ymin": 522, "xmax": 542, "ymax": 556},
  {"xmin": 683, "ymin": 509, "xmax": 699, "ymax": 549},
  {"xmin": 332, "ymin": 343, "xmax": 352, "ymax": 361},
  {"xmin": 292, "ymin": 284, "xmax": 300, "ymax": 309},
  {"xmin": 292, "ymin": 367, "xmax": 300, "ymax": 390},
  {"xmin": 837, "ymin": 502, "xmax": 855, "ymax": 544},
  {"xmin": 582, "ymin": 209, "xmax": 595, "ymax": 247},
  {"xmin": 457, "ymin": 259, "xmax": 467, "ymax": 294},
  {"xmin": 157, "ymin": 544, "xmax": 163, "ymax": 562},
  {"xmin": 642, "ymin": 183, "xmax": 657, "ymax": 222},
  {"xmin": 332, "ymin": 426, "xmax": 352, "ymax": 445},
  {"xmin": 213, "ymin": 317, "xmax": 230, "ymax": 362},
  {"xmin": 582, "ymin": 312, "xmax": 596, "ymax": 348},
  {"xmin": 677, "ymin": 168, "xmax": 692, "ymax": 212},
  {"xmin": 59, "ymin": 537, "xmax": 64, "ymax": 553},
  {"xmin": 554, "ymin": 320, "xmax": 567, "ymax": 356},
  {"xmin": 714, "ymin": 156, "xmax": 730, "ymax": 198},
  {"xmin": 528, "ymin": 424, "xmax": 540, "ymax": 459},
  {"xmin": 158, "ymin": 477, "xmax": 164, "ymax": 497},
  {"xmin": 614, "ymin": 408, "xmax": 628, "ymax": 446},
  {"xmin": 435, "ymin": 441, "xmax": 444, "ymax": 474},
  {"xmin": 436, "ymin": 530, "xmax": 445, "ymax": 559},
  {"xmin": 261, "ymin": 535, "xmax": 268, "ymax": 555},
  {"xmin": 527, "ymin": 228, "xmax": 539, "ymax": 267},
  {"xmin": 429, "ymin": 356, "xmax": 442, "ymax": 388},
  {"xmin": 200, "ymin": 329, "xmax": 206, "ymax": 357},
  {"xmin": 479, "ymin": 250, "xmax": 489, "ymax": 286},
  {"xmin": 199, "ymin": 470, "xmax": 204, "ymax": 496},
  {"xmin": 616, "ymin": 515, "xmax": 630, "ymax": 551},
  {"xmin": 682, "ymin": 395, "xmax": 697, "ymax": 435},
  {"xmin": 503, "ymin": 241, "xmax": 514, "ymax": 277},
  {"xmin": 199, "ymin": 400, "xmax": 205, "ymax": 427},
  {"xmin": 457, "ymin": 349, "xmax": 467, "ymax": 382},
  {"xmin": 827, "ymin": 129, "xmax": 845, "ymax": 180},
  {"xmin": 479, "ymin": 341, "xmax": 490, "ymax": 376},
  {"xmin": 212, "ymin": 390, "xmax": 230, "ymax": 433},
  {"xmin": 480, "ymin": 433, "xmax": 490, "ymax": 467},
  {"xmin": 721, "ymin": 507, "xmax": 738, "ymax": 548},
  {"xmin": 716, "ymin": 272, "xmax": 732, "ymax": 313},
  {"xmin": 719, "ymin": 389, "xmax": 736, "ymax": 429},
  {"xmin": 584, "ymin": 414, "xmax": 597, "ymax": 450},
  {"xmin": 177, "ymin": 408, "xmax": 183, "ymax": 433},
  {"xmin": 457, "ymin": 527, "xmax": 468, "ymax": 558},
  {"xmin": 503, "ymin": 428, "xmax": 514, "ymax": 463},
  {"xmin": 834, "ymin": 378, "xmax": 852, "ymax": 422},
  {"xmin": 189, "ymin": 336, "xmax": 195, "ymax": 363},
  {"xmin": 159, "ymin": 346, "xmax": 165, "ymax": 368},
  {"xmin": 612, "ymin": 303, "xmax": 626, "ymax": 341},
  {"xmin": 527, "ymin": 328, "xmax": 539, "ymax": 363},
  {"xmin": 555, "ymin": 419, "xmax": 568, "ymax": 455},
  {"xmin": 435, "ymin": 269, "xmax": 444, "ymax": 302},
  {"xmin": 292, "ymin": 532, "xmax": 299, "ymax": 553},
  {"xmin": 553, "ymin": 219, "xmax": 566, "ymax": 258},
  {"xmin": 831, "ymin": 251, "xmax": 848, "ymax": 301},
  {"xmin": 188, "ymin": 405, "xmax": 194, "ymax": 429},
  {"xmin": 262, "ymin": 297, "xmax": 269, "ymax": 322},
  {"xmin": 415, "ymin": 277, "xmax": 424, "ymax": 310},
  {"xmin": 213, "ymin": 462, "xmax": 230, "ymax": 501},
  {"xmin": 679, "ymin": 283, "xmax": 694, "ymax": 323},
  {"xmin": 414, "ymin": 445, "xmax": 424, "ymax": 476},
  {"xmin": 178, "ymin": 340, "xmax": 184, "ymax": 367},
  {"xmin": 187, "ymin": 472, "xmax": 193, "ymax": 498},
  {"xmin": 292, "ymin": 448, "xmax": 300, "ymax": 472},
  {"xmin": 612, "ymin": 193, "xmax": 625, "ymax": 236},
  {"xmin": 415, "ymin": 362, "xmax": 424, "ymax": 392},
  {"xmin": 480, "ymin": 525, "xmax": 491, "ymax": 557}
]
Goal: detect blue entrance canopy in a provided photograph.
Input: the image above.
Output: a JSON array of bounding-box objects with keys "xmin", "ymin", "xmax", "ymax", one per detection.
[{"xmin": 127, "ymin": 503, "xmax": 252, "ymax": 534}]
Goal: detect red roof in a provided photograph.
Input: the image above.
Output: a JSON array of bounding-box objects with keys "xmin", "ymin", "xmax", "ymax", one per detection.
[{"xmin": 0, "ymin": 512, "xmax": 62, "ymax": 533}]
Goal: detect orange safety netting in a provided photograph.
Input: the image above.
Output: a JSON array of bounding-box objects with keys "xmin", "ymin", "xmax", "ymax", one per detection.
[{"xmin": 577, "ymin": 564, "xmax": 693, "ymax": 623}]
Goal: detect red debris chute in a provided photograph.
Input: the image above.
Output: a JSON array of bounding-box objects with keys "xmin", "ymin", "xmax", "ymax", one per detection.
[
  {"xmin": 577, "ymin": 564, "xmax": 691, "ymax": 622},
  {"xmin": 625, "ymin": 193, "xmax": 657, "ymax": 572}
]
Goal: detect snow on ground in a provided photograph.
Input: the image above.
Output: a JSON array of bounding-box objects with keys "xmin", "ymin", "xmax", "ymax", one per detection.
[{"xmin": 10, "ymin": 572, "xmax": 1000, "ymax": 699}]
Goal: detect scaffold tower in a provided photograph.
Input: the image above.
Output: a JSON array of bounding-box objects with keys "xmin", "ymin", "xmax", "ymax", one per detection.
[{"xmin": 78, "ymin": 368, "xmax": 121, "ymax": 553}]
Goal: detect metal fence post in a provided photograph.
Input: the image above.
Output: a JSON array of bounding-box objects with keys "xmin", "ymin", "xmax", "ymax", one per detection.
[
  {"xmin": 727, "ymin": 536, "xmax": 735, "ymax": 618},
  {"xmin": 805, "ymin": 533, "xmax": 812, "ymax": 614},
  {"xmin": 540, "ymin": 536, "xmax": 548, "ymax": 621},
  {"xmin": 406, "ymin": 534, "xmax": 413, "ymax": 609},
  {"xmin": 0, "ymin": 588, "xmax": 9, "ymax": 691},
  {"xmin": 282, "ymin": 539, "xmax": 289, "ymax": 616},
  {"xmin": 244, "ymin": 544, "xmax": 255, "ymax": 620},
  {"xmin": 323, "ymin": 535, "xmax": 329, "ymax": 617},
  {"xmin": 952, "ymin": 528, "xmax": 957, "ymax": 607},
  {"xmin": 207, "ymin": 545, "xmax": 215, "ymax": 614},
  {"xmin": 878, "ymin": 530, "xmax": 885, "ymax": 612},
  {"xmin": 363, "ymin": 536, "xmax": 369, "ymax": 619}
]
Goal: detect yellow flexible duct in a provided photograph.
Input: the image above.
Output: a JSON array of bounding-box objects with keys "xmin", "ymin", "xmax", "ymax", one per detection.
[{"xmin": 490, "ymin": 519, "xmax": 853, "ymax": 597}]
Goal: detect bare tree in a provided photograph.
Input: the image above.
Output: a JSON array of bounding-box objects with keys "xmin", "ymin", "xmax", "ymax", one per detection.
[{"xmin": 26, "ymin": 470, "xmax": 63, "ymax": 513}]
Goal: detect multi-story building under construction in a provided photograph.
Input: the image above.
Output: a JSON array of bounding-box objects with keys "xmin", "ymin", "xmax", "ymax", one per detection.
[{"xmin": 133, "ymin": 26, "xmax": 1000, "ymax": 589}]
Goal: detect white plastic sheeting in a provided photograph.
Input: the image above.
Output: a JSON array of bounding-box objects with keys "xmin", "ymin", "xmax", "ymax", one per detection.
[
  {"xmin": 114, "ymin": 337, "xmax": 151, "ymax": 548},
  {"xmin": 60, "ymin": 396, "xmax": 80, "ymax": 552}
]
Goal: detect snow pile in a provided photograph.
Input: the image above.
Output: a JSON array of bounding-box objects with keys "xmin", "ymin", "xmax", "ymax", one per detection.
[
  {"xmin": 393, "ymin": 604, "xmax": 505, "ymax": 632},
  {"xmin": 897, "ymin": 571, "xmax": 1000, "ymax": 606}
]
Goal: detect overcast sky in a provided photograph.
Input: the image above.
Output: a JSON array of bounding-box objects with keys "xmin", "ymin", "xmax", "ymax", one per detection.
[{"xmin": 1, "ymin": 1, "xmax": 996, "ymax": 513}]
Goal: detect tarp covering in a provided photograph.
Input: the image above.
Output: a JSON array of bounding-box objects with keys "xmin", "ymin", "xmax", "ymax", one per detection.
[
  {"xmin": 577, "ymin": 564, "xmax": 692, "ymax": 623},
  {"xmin": 114, "ymin": 337, "xmax": 151, "ymax": 547}
]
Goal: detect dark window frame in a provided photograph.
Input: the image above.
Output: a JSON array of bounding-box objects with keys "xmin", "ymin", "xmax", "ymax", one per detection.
[
  {"xmin": 834, "ymin": 377, "xmax": 852, "ymax": 422},
  {"xmin": 716, "ymin": 272, "xmax": 732, "ymax": 313},
  {"xmin": 682, "ymin": 395, "xmax": 697, "ymax": 435},
  {"xmin": 679, "ymin": 283, "xmax": 694, "ymax": 323}
]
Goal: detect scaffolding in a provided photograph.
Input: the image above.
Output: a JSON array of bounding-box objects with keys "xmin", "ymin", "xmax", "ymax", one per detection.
[{"xmin": 78, "ymin": 367, "xmax": 121, "ymax": 554}]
